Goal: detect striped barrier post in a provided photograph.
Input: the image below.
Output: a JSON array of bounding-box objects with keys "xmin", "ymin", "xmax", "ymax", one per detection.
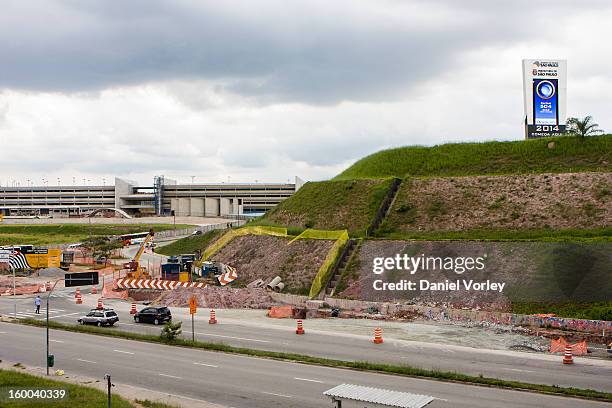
[
  {"xmin": 209, "ymin": 309, "xmax": 217, "ymax": 324},
  {"xmin": 296, "ymin": 319, "xmax": 305, "ymax": 335},
  {"xmin": 563, "ymin": 345, "xmax": 574, "ymax": 365},
  {"xmin": 75, "ymin": 292, "xmax": 82, "ymax": 305},
  {"xmin": 130, "ymin": 303, "xmax": 137, "ymax": 314},
  {"xmin": 75, "ymin": 288, "xmax": 80, "ymax": 298},
  {"xmin": 97, "ymin": 298, "xmax": 104, "ymax": 310},
  {"xmin": 373, "ymin": 327, "xmax": 383, "ymax": 344},
  {"xmin": 91, "ymin": 286, "xmax": 97, "ymax": 295}
]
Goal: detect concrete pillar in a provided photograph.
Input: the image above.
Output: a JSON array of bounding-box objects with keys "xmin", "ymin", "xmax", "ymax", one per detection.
[{"xmin": 205, "ymin": 198, "xmax": 219, "ymax": 216}]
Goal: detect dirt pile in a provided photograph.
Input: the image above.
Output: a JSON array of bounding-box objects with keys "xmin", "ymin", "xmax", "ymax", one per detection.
[
  {"xmin": 155, "ymin": 287, "xmax": 274, "ymax": 309},
  {"xmin": 387, "ymin": 172, "xmax": 611, "ymax": 232},
  {"xmin": 337, "ymin": 240, "xmax": 611, "ymax": 309},
  {"xmin": 212, "ymin": 235, "xmax": 334, "ymax": 294}
]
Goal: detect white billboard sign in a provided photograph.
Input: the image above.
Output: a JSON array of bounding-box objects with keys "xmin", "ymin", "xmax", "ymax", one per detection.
[{"xmin": 522, "ymin": 59, "xmax": 567, "ymax": 139}]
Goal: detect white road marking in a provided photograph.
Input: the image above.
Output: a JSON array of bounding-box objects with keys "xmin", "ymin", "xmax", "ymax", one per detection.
[
  {"xmin": 507, "ymin": 368, "xmax": 535, "ymax": 373},
  {"xmin": 294, "ymin": 377, "xmax": 324, "ymax": 384},
  {"xmin": 195, "ymin": 332, "xmax": 270, "ymax": 343},
  {"xmin": 77, "ymin": 358, "xmax": 97, "ymax": 364},
  {"xmin": 113, "ymin": 349, "xmax": 134, "ymax": 355},
  {"xmin": 0, "ymin": 331, "xmax": 6, "ymax": 334},
  {"xmin": 49, "ymin": 312, "xmax": 81, "ymax": 319},
  {"xmin": 261, "ymin": 391, "xmax": 292, "ymax": 398},
  {"xmin": 193, "ymin": 362, "xmax": 219, "ymax": 368},
  {"xmin": 159, "ymin": 373, "xmax": 182, "ymax": 379},
  {"xmin": 49, "ymin": 339, "xmax": 64, "ymax": 343},
  {"xmin": 434, "ymin": 397, "xmax": 450, "ymax": 402}
]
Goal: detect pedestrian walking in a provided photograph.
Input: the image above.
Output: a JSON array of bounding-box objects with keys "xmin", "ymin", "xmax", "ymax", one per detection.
[{"xmin": 35, "ymin": 295, "xmax": 41, "ymax": 314}]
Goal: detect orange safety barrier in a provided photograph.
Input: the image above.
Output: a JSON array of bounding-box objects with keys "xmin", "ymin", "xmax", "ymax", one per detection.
[
  {"xmin": 130, "ymin": 303, "xmax": 137, "ymax": 314},
  {"xmin": 296, "ymin": 319, "xmax": 305, "ymax": 335},
  {"xmin": 96, "ymin": 298, "xmax": 104, "ymax": 310},
  {"xmin": 209, "ymin": 309, "xmax": 217, "ymax": 324},
  {"xmin": 550, "ymin": 337, "xmax": 589, "ymax": 355},
  {"xmin": 75, "ymin": 292, "xmax": 82, "ymax": 305},
  {"xmin": 572, "ymin": 340, "xmax": 588, "ymax": 356},
  {"xmin": 91, "ymin": 286, "xmax": 97, "ymax": 295},
  {"xmin": 373, "ymin": 327, "xmax": 383, "ymax": 344},
  {"xmin": 267, "ymin": 305, "xmax": 293, "ymax": 318},
  {"xmin": 75, "ymin": 288, "xmax": 81, "ymax": 298},
  {"xmin": 562, "ymin": 345, "xmax": 573, "ymax": 365}
]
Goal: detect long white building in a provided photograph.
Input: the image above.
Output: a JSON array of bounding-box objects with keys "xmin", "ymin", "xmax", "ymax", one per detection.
[{"xmin": 0, "ymin": 176, "xmax": 302, "ymax": 217}]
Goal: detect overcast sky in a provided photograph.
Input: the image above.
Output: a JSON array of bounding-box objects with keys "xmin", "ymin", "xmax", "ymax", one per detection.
[{"xmin": 1, "ymin": 0, "xmax": 611, "ymax": 187}]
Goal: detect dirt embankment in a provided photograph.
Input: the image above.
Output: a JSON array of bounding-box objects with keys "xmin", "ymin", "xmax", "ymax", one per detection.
[
  {"xmin": 387, "ymin": 172, "xmax": 611, "ymax": 232},
  {"xmin": 212, "ymin": 235, "xmax": 334, "ymax": 294},
  {"xmin": 337, "ymin": 240, "xmax": 612, "ymax": 311},
  {"xmin": 155, "ymin": 287, "xmax": 274, "ymax": 309}
]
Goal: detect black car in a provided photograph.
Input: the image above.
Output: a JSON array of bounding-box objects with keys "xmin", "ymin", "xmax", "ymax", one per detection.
[{"xmin": 134, "ymin": 306, "xmax": 172, "ymax": 325}]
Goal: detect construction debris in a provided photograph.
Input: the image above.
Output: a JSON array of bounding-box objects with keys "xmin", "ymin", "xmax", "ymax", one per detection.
[{"xmin": 155, "ymin": 287, "xmax": 274, "ymax": 309}]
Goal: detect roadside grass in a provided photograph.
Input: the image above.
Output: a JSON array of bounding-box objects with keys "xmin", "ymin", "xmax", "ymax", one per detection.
[
  {"xmin": 0, "ymin": 368, "xmax": 134, "ymax": 408},
  {"xmin": 374, "ymin": 227, "xmax": 612, "ymax": 242},
  {"xmin": 512, "ymin": 302, "xmax": 612, "ymax": 321},
  {"xmin": 335, "ymin": 134, "xmax": 612, "ymax": 180},
  {"xmin": 0, "ymin": 224, "xmax": 194, "ymax": 246},
  {"xmin": 15, "ymin": 319, "xmax": 612, "ymax": 402},
  {"xmin": 135, "ymin": 399, "xmax": 181, "ymax": 408},
  {"xmin": 262, "ymin": 178, "xmax": 394, "ymax": 236},
  {"xmin": 155, "ymin": 229, "xmax": 223, "ymax": 256}
]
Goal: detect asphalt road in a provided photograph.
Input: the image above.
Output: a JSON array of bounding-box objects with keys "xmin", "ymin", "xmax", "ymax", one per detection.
[
  {"xmin": 1, "ymin": 323, "xmax": 610, "ymax": 408},
  {"xmin": 1, "ymin": 294, "xmax": 611, "ymax": 394}
]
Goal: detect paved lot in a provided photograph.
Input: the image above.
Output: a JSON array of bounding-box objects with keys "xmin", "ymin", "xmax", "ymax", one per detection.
[
  {"xmin": 1, "ymin": 293, "xmax": 611, "ymax": 394},
  {"xmin": 1, "ymin": 323, "xmax": 610, "ymax": 408}
]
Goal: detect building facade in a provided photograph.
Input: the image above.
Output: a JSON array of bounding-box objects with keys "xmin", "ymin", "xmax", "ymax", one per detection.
[{"xmin": 0, "ymin": 176, "xmax": 302, "ymax": 217}]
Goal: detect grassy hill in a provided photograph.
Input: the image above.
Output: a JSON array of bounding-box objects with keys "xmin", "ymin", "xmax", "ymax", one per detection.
[
  {"xmin": 262, "ymin": 178, "xmax": 393, "ymax": 236},
  {"xmin": 336, "ymin": 135, "xmax": 612, "ymax": 180},
  {"xmin": 381, "ymin": 172, "xmax": 611, "ymax": 240},
  {"xmin": 156, "ymin": 229, "xmax": 223, "ymax": 256},
  {"xmin": 0, "ymin": 224, "xmax": 193, "ymax": 246}
]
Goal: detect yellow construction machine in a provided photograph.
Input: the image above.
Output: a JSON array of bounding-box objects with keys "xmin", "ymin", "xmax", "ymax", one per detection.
[{"xmin": 123, "ymin": 230, "xmax": 154, "ymax": 279}]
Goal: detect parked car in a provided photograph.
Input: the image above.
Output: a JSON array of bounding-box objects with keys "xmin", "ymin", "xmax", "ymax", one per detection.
[
  {"xmin": 191, "ymin": 230, "xmax": 203, "ymax": 236},
  {"xmin": 78, "ymin": 309, "xmax": 119, "ymax": 327},
  {"xmin": 134, "ymin": 306, "xmax": 172, "ymax": 325}
]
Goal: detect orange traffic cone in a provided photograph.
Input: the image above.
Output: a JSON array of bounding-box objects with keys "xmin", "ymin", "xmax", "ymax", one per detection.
[
  {"xmin": 563, "ymin": 345, "xmax": 574, "ymax": 365},
  {"xmin": 373, "ymin": 327, "xmax": 383, "ymax": 344},
  {"xmin": 296, "ymin": 319, "xmax": 305, "ymax": 335},
  {"xmin": 130, "ymin": 303, "xmax": 137, "ymax": 314},
  {"xmin": 209, "ymin": 309, "xmax": 217, "ymax": 324},
  {"xmin": 46, "ymin": 282, "xmax": 51, "ymax": 291},
  {"xmin": 91, "ymin": 286, "xmax": 97, "ymax": 294},
  {"xmin": 75, "ymin": 288, "xmax": 80, "ymax": 298},
  {"xmin": 75, "ymin": 292, "xmax": 82, "ymax": 304},
  {"xmin": 96, "ymin": 298, "xmax": 104, "ymax": 310}
]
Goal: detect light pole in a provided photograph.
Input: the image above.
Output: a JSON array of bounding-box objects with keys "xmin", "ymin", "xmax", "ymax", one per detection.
[
  {"xmin": 46, "ymin": 278, "xmax": 63, "ymax": 375},
  {"xmin": 12, "ymin": 267, "xmax": 16, "ymax": 319}
]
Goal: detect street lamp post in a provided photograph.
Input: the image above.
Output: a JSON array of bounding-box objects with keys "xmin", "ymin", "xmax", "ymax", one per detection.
[{"xmin": 46, "ymin": 278, "xmax": 63, "ymax": 375}]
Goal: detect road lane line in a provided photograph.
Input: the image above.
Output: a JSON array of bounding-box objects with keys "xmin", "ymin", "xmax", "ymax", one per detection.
[
  {"xmin": 194, "ymin": 333, "xmax": 270, "ymax": 343},
  {"xmin": 508, "ymin": 368, "xmax": 535, "ymax": 373},
  {"xmin": 261, "ymin": 391, "xmax": 292, "ymax": 398},
  {"xmin": 113, "ymin": 349, "xmax": 134, "ymax": 355},
  {"xmin": 159, "ymin": 373, "xmax": 182, "ymax": 379},
  {"xmin": 193, "ymin": 362, "xmax": 219, "ymax": 368},
  {"xmin": 294, "ymin": 377, "xmax": 324, "ymax": 383},
  {"xmin": 49, "ymin": 312, "xmax": 81, "ymax": 319},
  {"xmin": 49, "ymin": 339, "xmax": 64, "ymax": 343},
  {"xmin": 77, "ymin": 358, "xmax": 97, "ymax": 364}
]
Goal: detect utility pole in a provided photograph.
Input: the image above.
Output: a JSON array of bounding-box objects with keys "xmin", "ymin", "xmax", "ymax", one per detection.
[
  {"xmin": 46, "ymin": 279, "xmax": 63, "ymax": 375},
  {"xmin": 104, "ymin": 373, "xmax": 113, "ymax": 408},
  {"xmin": 12, "ymin": 267, "xmax": 16, "ymax": 319}
]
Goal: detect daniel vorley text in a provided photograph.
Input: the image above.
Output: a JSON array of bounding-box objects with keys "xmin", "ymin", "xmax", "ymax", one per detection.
[{"xmin": 373, "ymin": 279, "xmax": 506, "ymax": 292}]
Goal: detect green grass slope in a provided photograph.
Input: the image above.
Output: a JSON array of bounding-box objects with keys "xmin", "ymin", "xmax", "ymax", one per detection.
[
  {"xmin": 0, "ymin": 368, "xmax": 135, "ymax": 408},
  {"xmin": 262, "ymin": 178, "xmax": 393, "ymax": 236},
  {"xmin": 336, "ymin": 135, "xmax": 612, "ymax": 180},
  {"xmin": 0, "ymin": 224, "xmax": 193, "ymax": 246},
  {"xmin": 155, "ymin": 229, "xmax": 223, "ymax": 256}
]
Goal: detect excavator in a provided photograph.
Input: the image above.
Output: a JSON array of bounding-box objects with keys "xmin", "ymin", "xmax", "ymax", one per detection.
[{"xmin": 123, "ymin": 230, "xmax": 154, "ymax": 279}]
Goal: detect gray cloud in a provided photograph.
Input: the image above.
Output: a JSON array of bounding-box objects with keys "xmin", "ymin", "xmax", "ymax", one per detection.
[{"xmin": 3, "ymin": 0, "xmax": 607, "ymax": 105}]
